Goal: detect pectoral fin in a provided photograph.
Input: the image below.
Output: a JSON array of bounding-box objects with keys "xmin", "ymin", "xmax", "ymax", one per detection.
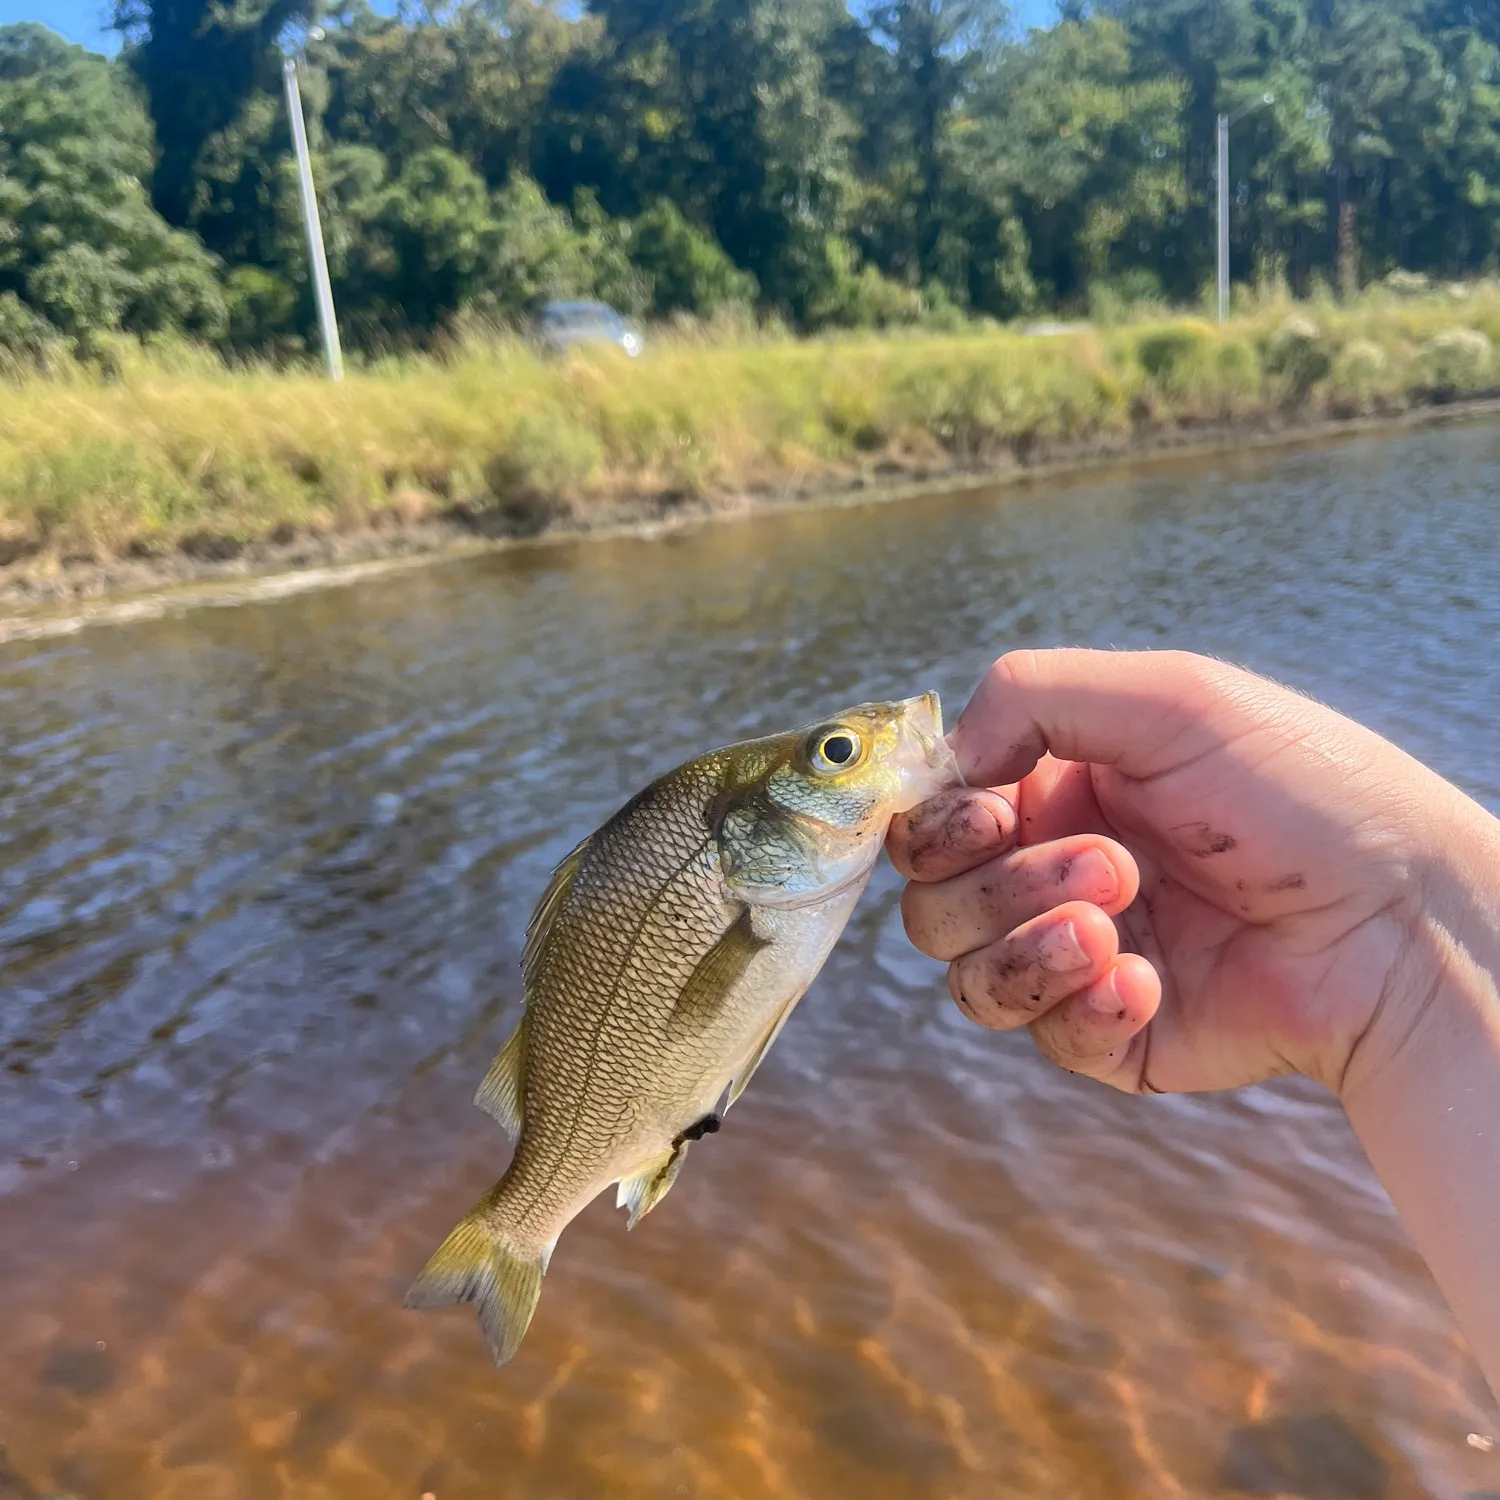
[
  {"xmin": 667, "ymin": 905, "xmax": 770, "ymax": 1040},
  {"xmin": 474, "ymin": 1015, "xmax": 528, "ymax": 1140},
  {"xmin": 616, "ymin": 1145, "xmax": 690, "ymax": 1230},
  {"xmin": 725, "ymin": 988, "xmax": 807, "ymax": 1109}
]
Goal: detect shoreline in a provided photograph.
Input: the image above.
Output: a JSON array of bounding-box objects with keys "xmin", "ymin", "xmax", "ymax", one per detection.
[{"xmin": 4, "ymin": 393, "xmax": 1499, "ymax": 644}]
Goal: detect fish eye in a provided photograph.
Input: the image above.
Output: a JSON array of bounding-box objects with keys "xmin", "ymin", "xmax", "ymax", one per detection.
[{"xmin": 809, "ymin": 729, "xmax": 862, "ymax": 774}]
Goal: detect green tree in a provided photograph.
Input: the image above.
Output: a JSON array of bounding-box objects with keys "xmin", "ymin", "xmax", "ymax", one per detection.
[
  {"xmin": 113, "ymin": 0, "xmax": 310, "ymax": 229},
  {"xmin": 12, "ymin": 0, "xmax": 1500, "ymax": 352},
  {"xmin": 533, "ymin": 0, "xmax": 862, "ymax": 322},
  {"xmin": 970, "ymin": 18, "xmax": 1186, "ymax": 306},
  {"xmin": 862, "ymin": 0, "xmax": 1011, "ymax": 288},
  {"xmin": 1097, "ymin": 0, "xmax": 1280, "ymax": 294},
  {"xmin": 0, "ymin": 23, "xmax": 224, "ymax": 344},
  {"xmin": 318, "ymin": 0, "xmax": 585, "ymax": 186},
  {"xmin": 627, "ymin": 198, "xmax": 756, "ymax": 315},
  {"xmin": 1310, "ymin": 0, "xmax": 1443, "ymax": 293}
]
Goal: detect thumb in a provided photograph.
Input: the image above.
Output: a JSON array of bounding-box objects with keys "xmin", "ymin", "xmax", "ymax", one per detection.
[{"xmin": 950, "ymin": 649, "xmax": 1259, "ymax": 787}]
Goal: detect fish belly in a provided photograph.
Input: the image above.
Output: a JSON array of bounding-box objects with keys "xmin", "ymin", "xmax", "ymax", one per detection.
[{"xmin": 500, "ymin": 879, "xmax": 868, "ymax": 1247}]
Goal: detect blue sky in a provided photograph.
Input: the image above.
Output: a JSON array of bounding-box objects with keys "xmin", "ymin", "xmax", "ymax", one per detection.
[
  {"xmin": 8, "ymin": 0, "xmax": 1057, "ymax": 53},
  {"xmin": 2, "ymin": 0, "xmax": 122, "ymax": 49}
]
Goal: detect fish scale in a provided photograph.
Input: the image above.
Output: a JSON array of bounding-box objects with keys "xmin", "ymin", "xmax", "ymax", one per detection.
[{"xmin": 405, "ymin": 694, "xmax": 959, "ymax": 1365}]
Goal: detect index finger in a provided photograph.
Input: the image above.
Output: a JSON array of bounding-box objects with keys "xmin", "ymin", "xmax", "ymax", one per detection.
[{"xmin": 887, "ymin": 786, "xmax": 1017, "ymax": 883}]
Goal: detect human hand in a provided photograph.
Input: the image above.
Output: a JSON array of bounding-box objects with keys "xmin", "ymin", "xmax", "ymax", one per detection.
[{"xmin": 890, "ymin": 649, "xmax": 1487, "ymax": 1100}]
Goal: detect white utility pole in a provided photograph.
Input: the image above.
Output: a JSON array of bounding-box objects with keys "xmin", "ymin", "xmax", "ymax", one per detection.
[
  {"xmin": 1216, "ymin": 92, "xmax": 1275, "ymax": 324},
  {"xmin": 1217, "ymin": 112, "xmax": 1230, "ymax": 324},
  {"xmin": 283, "ymin": 52, "xmax": 344, "ymax": 380}
]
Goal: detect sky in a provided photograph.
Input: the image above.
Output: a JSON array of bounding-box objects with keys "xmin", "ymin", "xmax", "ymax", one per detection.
[
  {"xmin": 2, "ymin": 0, "xmax": 123, "ymax": 49},
  {"xmin": 9, "ymin": 0, "xmax": 1056, "ymax": 54}
]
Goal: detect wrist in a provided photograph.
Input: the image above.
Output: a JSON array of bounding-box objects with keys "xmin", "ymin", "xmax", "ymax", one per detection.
[
  {"xmin": 1340, "ymin": 789, "xmax": 1500, "ymax": 1399},
  {"xmin": 1341, "ymin": 785, "xmax": 1500, "ymax": 1109}
]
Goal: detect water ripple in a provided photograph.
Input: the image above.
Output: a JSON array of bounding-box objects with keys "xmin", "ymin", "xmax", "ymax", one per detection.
[{"xmin": 2, "ymin": 425, "xmax": 1498, "ymax": 1498}]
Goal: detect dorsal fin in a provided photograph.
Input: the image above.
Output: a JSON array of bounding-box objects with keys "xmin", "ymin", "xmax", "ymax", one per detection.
[
  {"xmin": 521, "ymin": 833, "xmax": 593, "ymax": 987},
  {"xmin": 474, "ymin": 1014, "xmax": 528, "ymax": 1138}
]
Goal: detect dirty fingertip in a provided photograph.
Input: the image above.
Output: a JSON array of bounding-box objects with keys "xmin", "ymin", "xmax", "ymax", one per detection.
[
  {"xmin": 888, "ymin": 787, "xmax": 1016, "ymax": 881},
  {"xmin": 1102, "ymin": 953, "xmax": 1161, "ymax": 1029},
  {"xmin": 1030, "ymin": 955, "xmax": 1162, "ymax": 1083}
]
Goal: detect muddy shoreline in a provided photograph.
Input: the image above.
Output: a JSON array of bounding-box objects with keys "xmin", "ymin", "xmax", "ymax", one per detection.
[{"xmin": 4, "ymin": 393, "xmax": 1498, "ymax": 629}]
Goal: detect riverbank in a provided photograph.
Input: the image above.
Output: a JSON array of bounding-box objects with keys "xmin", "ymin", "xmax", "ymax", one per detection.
[
  {"xmin": 4, "ymin": 286, "xmax": 1500, "ymax": 613},
  {"xmin": 6, "ymin": 395, "xmax": 1500, "ymax": 636}
]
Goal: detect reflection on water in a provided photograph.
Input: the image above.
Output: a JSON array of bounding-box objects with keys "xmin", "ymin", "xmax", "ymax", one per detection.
[{"xmin": 3, "ymin": 426, "xmax": 1499, "ymax": 1499}]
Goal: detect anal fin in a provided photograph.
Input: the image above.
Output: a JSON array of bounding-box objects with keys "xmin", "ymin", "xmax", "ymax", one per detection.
[
  {"xmin": 615, "ymin": 1145, "xmax": 690, "ymax": 1230},
  {"xmin": 474, "ymin": 1015, "xmax": 528, "ymax": 1140}
]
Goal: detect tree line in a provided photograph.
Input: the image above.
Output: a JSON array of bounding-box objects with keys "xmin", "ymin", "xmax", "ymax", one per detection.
[{"xmin": 2, "ymin": 0, "xmax": 1499, "ymax": 357}]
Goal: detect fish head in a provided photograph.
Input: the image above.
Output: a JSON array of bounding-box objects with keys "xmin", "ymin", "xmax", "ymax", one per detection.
[{"xmin": 716, "ymin": 692, "xmax": 962, "ymax": 908}]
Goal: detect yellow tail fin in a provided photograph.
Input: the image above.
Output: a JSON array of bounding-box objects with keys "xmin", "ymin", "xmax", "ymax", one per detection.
[{"xmin": 404, "ymin": 1210, "xmax": 545, "ymax": 1366}]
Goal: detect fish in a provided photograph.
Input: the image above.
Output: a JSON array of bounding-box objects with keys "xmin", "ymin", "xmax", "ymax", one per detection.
[{"xmin": 405, "ymin": 692, "xmax": 960, "ymax": 1365}]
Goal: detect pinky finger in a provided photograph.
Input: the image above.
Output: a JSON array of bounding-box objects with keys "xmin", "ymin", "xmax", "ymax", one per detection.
[{"xmin": 1027, "ymin": 953, "xmax": 1163, "ymax": 1094}]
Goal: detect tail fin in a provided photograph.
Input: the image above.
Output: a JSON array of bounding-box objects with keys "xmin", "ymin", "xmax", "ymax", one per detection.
[{"xmin": 404, "ymin": 1209, "xmax": 545, "ymax": 1366}]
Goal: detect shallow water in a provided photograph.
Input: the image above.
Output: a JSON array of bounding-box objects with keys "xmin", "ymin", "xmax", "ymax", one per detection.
[{"xmin": 3, "ymin": 425, "xmax": 1500, "ymax": 1500}]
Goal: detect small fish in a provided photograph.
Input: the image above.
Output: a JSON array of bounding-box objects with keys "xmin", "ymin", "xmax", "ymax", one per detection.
[{"xmin": 405, "ymin": 692, "xmax": 960, "ymax": 1364}]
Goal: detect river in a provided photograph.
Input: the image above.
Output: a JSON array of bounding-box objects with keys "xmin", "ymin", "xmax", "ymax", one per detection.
[{"xmin": 3, "ymin": 424, "xmax": 1499, "ymax": 1500}]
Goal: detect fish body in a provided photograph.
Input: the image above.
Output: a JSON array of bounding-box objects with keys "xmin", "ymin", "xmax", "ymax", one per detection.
[{"xmin": 406, "ymin": 693, "xmax": 959, "ymax": 1364}]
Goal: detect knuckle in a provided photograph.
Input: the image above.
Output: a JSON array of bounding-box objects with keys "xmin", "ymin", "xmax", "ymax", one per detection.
[
  {"xmin": 989, "ymin": 649, "xmax": 1041, "ymax": 696},
  {"xmin": 966, "ymin": 948, "xmax": 1054, "ymax": 1023},
  {"xmin": 1033, "ymin": 1024, "xmax": 1110, "ymax": 1076},
  {"xmin": 884, "ymin": 818, "xmax": 915, "ymax": 876},
  {"xmin": 900, "ymin": 885, "xmax": 957, "ymax": 959},
  {"xmin": 948, "ymin": 964, "xmax": 985, "ymax": 1022},
  {"xmin": 898, "ymin": 883, "xmax": 925, "ymax": 945},
  {"xmin": 1165, "ymin": 649, "xmax": 1255, "ymax": 708},
  {"xmin": 951, "ymin": 972, "xmax": 1030, "ymax": 1033}
]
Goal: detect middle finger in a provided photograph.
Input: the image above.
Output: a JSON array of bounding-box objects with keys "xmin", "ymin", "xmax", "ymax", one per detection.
[{"xmin": 902, "ymin": 834, "xmax": 1139, "ymax": 962}]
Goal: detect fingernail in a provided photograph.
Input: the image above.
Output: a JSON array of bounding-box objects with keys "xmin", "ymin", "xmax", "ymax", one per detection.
[
  {"xmin": 1037, "ymin": 919, "xmax": 1089, "ymax": 974},
  {"xmin": 1087, "ymin": 968, "xmax": 1125, "ymax": 1017},
  {"xmin": 947, "ymin": 799, "xmax": 1007, "ymax": 854},
  {"xmin": 1071, "ymin": 849, "xmax": 1118, "ymax": 903}
]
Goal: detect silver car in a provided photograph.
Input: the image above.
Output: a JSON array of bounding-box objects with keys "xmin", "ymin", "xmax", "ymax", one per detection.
[{"xmin": 538, "ymin": 300, "xmax": 643, "ymax": 357}]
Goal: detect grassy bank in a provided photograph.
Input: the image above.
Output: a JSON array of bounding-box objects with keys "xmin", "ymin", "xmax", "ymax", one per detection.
[{"xmin": 4, "ymin": 284, "xmax": 1500, "ymax": 581}]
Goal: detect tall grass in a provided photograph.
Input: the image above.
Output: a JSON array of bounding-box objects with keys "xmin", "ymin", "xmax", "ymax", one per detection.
[{"xmin": 4, "ymin": 281, "xmax": 1500, "ymax": 568}]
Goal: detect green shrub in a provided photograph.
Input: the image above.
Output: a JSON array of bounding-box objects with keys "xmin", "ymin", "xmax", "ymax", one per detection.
[
  {"xmin": 1088, "ymin": 268, "xmax": 1167, "ymax": 325},
  {"xmin": 1133, "ymin": 320, "xmax": 1215, "ymax": 385},
  {"xmin": 628, "ymin": 200, "xmax": 758, "ymax": 318},
  {"xmin": 482, "ymin": 407, "xmax": 605, "ymax": 522},
  {"xmin": 917, "ymin": 282, "xmax": 968, "ymax": 332},
  {"xmin": 1213, "ymin": 338, "xmax": 1260, "ymax": 393},
  {"xmin": 891, "ymin": 360, "xmax": 1020, "ymax": 455},
  {"xmin": 1264, "ymin": 313, "xmax": 1332, "ymax": 395},
  {"xmin": 1414, "ymin": 328, "xmax": 1494, "ymax": 397},
  {"xmin": 821, "ymin": 378, "xmax": 887, "ymax": 451},
  {"xmin": 1384, "ymin": 270, "xmax": 1432, "ymax": 298},
  {"xmin": 1331, "ymin": 338, "xmax": 1388, "ymax": 403},
  {"xmin": 0, "ymin": 439, "xmax": 199, "ymax": 556},
  {"xmin": 0, "ymin": 290, "xmax": 58, "ymax": 370},
  {"xmin": 225, "ymin": 267, "xmax": 299, "ymax": 348}
]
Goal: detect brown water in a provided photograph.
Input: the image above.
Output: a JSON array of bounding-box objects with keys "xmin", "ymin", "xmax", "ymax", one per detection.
[{"xmin": 4, "ymin": 427, "xmax": 1500, "ymax": 1500}]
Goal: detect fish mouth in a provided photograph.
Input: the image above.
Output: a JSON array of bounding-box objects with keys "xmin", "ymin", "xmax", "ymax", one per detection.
[
  {"xmin": 903, "ymin": 691, "xmax": 943, "ymax": 739},
  {"xmin": 892, "ymin": 691, "xmax": 964, "ymax": 807}
]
